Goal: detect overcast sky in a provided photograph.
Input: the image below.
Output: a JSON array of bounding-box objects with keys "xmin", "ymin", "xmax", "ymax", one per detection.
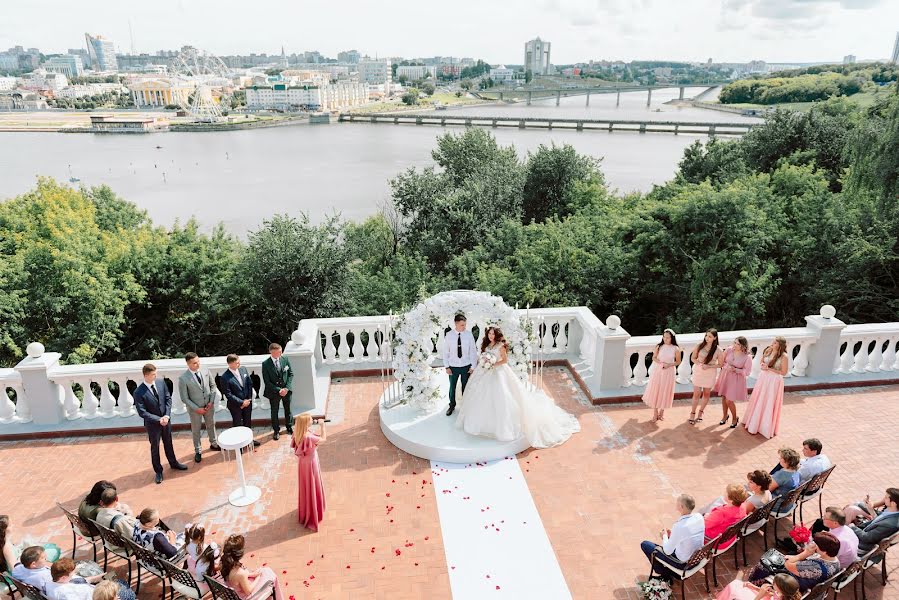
[{"xmin": 1, "ymin": 0, "xmax": 897, "ymax": 64}]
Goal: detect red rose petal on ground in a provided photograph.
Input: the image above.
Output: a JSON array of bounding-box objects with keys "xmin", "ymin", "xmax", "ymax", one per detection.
[
  {"xmin": 496, "ymin": 586, "xmax": 501, "ymax": 590},
  {"xmin": 346, "ymin": 565, "xmax": 351, "ymax": 569},
  {"xmin": 309, "ymin": 575, "xmax": 314, "ymax": 580},
  {"xmin": 414, "ymin": 563, "xmax": 419, "ymax": 566},
  {"xmin": 349, "ymin": 528, "xmax": 354, "ymax": 532},
  {"xmin": 386, "ymin": 493, "xmax": 390, "ymax": 497},
  {"xmin": 391, "ymin": 479, "xmax": 395, "ymax": 483},
  {"xmin": 424, "ymin": 536, "xmax": 429, "ymax": 541},
  {"xmin": 395, "ymin": 549, "xmax": 402, "ymax": 556},
  {"xmin": 390, "ymin": 519, "xmax": 394, "ymax": 523},
  {"xmin": 381, "ymin": 566, "xmax": 385, "ymax": 570},
  {"xmin": 371, "ymin": 547, "xmax": 375, "ymax": 553},
  {"xmin": 486, "ymin": 575, "xmax": 491, "ymax": 579},
  {"xmin": 211, "ymin": 531, "xmax": 217, "ymax": 535},
  {"xmin": 416, "ymin": 505, "xmax": 421, "ymax": 509},
  {"xmin": 306, "ymin": 560, "xmax": 313, "ymax": 566},
  {"xmin": 262, "ymin": 563, "xmax": 268, "ymax": 567},
  {"xmin": 282, "ymin": 570, "xmax": 287, "ymax": 574},
  {"xmin": 250, "ymin": 554, "xmax": 255, "ymax": 558}
]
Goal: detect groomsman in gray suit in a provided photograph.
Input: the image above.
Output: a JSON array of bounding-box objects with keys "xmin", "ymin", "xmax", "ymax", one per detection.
[{"xmin": 178, "ymin": 352, "xmax": 220, "ymax": 463}]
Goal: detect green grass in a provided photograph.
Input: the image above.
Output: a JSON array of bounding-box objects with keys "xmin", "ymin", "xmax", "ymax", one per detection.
[{"xmin": 713, "ymin": 85, "xmax": 894, "ymax": 113}]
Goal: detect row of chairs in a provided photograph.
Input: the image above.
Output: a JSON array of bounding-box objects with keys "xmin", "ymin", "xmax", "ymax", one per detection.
[
  {"xmin": 648, "ymin": 465, "xmax": 896, "ymax": 600},
  {"xmin": 3, "ymin": 504, "xmax": 274, "ymax": 600}
]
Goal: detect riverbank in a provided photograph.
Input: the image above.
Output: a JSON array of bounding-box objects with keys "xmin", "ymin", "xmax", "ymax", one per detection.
[{"xmin": 0, "ymin": 110, "xmax": 313, "ymax": 133}]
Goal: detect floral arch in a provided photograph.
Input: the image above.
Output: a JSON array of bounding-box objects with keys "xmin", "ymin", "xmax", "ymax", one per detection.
[{"xmin": 390, "ymin": 290, "xmax": 534, "ymax": 411}]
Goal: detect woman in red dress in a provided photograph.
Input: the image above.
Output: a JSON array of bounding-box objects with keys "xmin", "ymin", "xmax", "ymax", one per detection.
[{"xmin": 291, "ymin": 414, "xmax": 326, "ymax": 531}]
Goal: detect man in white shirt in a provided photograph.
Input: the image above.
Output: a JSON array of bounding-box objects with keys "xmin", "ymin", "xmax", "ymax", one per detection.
[
  {"xmin": 11, "ymin": 546, "xmax": 52, "ymax": 592},
  {"xmin": 442, "ymin": 314, "xmax": 478, "ymax": 416},
  {"xmin": 640, "ymin": 494, "xmax": 705, "ymax": 581},
  {"xmin": 797, "ymin": 438, "xmax": 831, "ymax": 484}
]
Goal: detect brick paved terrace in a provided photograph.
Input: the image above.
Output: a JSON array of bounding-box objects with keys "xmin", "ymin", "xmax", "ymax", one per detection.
[{"xmin": 2, "ymin": 369, "xmax": 898, "ymax": 599}]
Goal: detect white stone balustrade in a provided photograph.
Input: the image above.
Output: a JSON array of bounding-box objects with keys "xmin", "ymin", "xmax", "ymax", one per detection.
[{"xmin": 2, "ymin": 304, "xmax": 897, "ymax": 435}]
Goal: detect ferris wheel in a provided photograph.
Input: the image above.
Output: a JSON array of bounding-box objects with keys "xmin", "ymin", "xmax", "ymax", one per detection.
[{"xmin": 172, "ymin": 47, "xmax": 230, "ymax": 122}]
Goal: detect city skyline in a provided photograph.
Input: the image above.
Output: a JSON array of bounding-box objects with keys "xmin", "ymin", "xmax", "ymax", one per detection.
[{"xmin": 1, "ymin": 0, "xmax": 897, "ymax": 64}]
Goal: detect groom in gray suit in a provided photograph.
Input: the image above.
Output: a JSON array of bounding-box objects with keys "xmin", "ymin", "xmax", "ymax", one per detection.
[{"xmin": 178, "ymin": 352, "xmax": 220, "ymax": 463}]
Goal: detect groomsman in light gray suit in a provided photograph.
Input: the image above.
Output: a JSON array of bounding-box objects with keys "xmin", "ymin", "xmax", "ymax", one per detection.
[{"xmin": 178, "ymin": 352, "xmax": 220, "ymax": 463}]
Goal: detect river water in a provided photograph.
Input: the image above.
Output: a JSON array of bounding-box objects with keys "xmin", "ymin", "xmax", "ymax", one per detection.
[{"xmin": 0, "ymin": 87, "xmax": 760, "ymax": 235}]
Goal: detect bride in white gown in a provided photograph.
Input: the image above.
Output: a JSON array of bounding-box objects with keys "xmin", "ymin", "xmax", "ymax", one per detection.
[{"xmin": 455, "ymin": 326, "xmax": 581, "ymax": 449}]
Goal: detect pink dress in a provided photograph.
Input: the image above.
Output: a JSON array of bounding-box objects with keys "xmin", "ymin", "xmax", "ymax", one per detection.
[
  {"xmin": 642, "ymin": 344, "xmax": 678, "ymax": 409},
  {"xmin": 292, "ymin": 433, "xmax": 326, "ymax": 531},
  {"xmin": 743, "ymin": 356, "xmax": 785, "ymax": 439},
  {"xmin": 691, "ymin": 346, "xmax": 719, "ymax": 388},
  {"xmin": 714, "ymin": 348, "xmax": 752, "ymax": 401},
  {"xmin": 717, "ymin": 581, "xmax": 783, "ymax": 600},
  {"xmin": 230, "ymin": 566, "xmax": 283, "ymax": 600}
]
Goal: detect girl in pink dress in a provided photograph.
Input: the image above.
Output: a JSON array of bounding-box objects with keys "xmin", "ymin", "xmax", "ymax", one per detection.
[
  {"xmin": 291, "ymin": 414, "xmax": 326, "ymax": 532},
  {"xmin": 688, "ymin": 329, "xmax": 722, "ymax": 425},
  {"xmin": 220, "ymin": 534, "xmax": 283, "ymax": 600},
  {"xmin": 641, "ymin": 329, "xmax": 682, "ymax": 422},
  {"xmin": 717, "ymin": 572, "xmax": 800, "ymax": 600},
  {"xmin": 743, "ymin": 337, "xmax": 789, "ymax": 439},
  {"xmin": 714, "ymin": 336, "xmax": 752, "ymax": 428}
]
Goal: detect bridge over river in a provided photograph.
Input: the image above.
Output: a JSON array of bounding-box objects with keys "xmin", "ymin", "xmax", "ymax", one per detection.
[{"xmin": 475, "ymin": 83, "xmax": 729, "ymax": 106}]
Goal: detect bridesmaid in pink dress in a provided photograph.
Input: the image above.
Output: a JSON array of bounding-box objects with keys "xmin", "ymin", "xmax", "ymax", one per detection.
[
  {"xmin": 743, "ymin": 337, "xmax": 789, "ymax": 439},
  {"xmin": 714, "ymin": 336, "xmax": 752, "ymax": 428},
  {"xmin": 221, "ymin": 534, "xmax": 284, "ymax": 600},
  {"xmin": 291, "ymin": 414, "xmax": 326, "ymax": 531},
  {"xmin": 688, "ymin": 329, "xmax": 723, "ymax": 425},
  {"xmin": 717, "ymin": 572, "xmax": 800, "ymax": 600},
  {"xmin": 641, "ymin": 329, "xmax": 682, "ymax": 422}
]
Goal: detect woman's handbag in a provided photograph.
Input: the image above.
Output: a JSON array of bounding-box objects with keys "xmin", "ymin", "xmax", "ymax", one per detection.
[{"xmin": 760, "ymin": 548, "xmax": 787, "ymax": 574}]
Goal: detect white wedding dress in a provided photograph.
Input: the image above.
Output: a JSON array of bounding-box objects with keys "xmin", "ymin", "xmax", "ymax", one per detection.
[{"xmin": 454, "ymin": 344, "xmax": 581, "ymax": 449}]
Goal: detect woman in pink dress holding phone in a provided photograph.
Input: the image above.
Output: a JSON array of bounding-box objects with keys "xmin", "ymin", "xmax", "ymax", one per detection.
[
  {"xmin": 292, "ymin": 414, "xmax": 327, "ymax": 531},
  {"xmin": 714, "ymin": 336, "xmax": 753, "ymax": 428}
]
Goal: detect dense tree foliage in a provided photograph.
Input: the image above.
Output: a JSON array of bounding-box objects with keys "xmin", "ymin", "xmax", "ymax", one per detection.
[{"xmin": 2, "ymin": 88, "xmax": 898, "ymax": 366}]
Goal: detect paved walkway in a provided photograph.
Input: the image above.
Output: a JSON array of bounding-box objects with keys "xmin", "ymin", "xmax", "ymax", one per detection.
[{"xmin": 1, "ymin": 370, "xmax": 897, "ymax": 599}]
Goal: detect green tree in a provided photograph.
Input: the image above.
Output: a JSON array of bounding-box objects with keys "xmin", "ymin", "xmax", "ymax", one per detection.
[
  {"xmin": 525, "ymin": 69, "xmax": 533, "ymax": 83},
  {"xmin": 676, "ymin": 138, "xmax": 748, "ymax": 186},
  {"xmin": 401, "ymin": 88, "xmax": 420, "ymax": 105},
  {"xmin": 460, "ymin": 79, "xmax": 473, "ymax": 91},
  {"xmin": 521, "ymin": 143, "xmax": 603, "ymax": 223},
  {"xmin": 420, "ymin": 82, "xmax": 435, "ymax": 96}
]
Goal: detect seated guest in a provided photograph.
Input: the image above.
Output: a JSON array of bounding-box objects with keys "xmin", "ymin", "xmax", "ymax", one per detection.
[
  {"xmin": 10, "ymin": 546, "xmax": 52, "ymax": 592},
  {"xmin": 770, "ymin": 448, "xmax": 801, "ymax": 510},
  {"xmin": 44, "ymin": 558, "xmax": 135, "ymax": 600},
  {"xmin": 184, "ymin": 524, "xmax": 220, "ymax": 593},
  {"xmin": 2, "ymin": 515, "xmax": 17, "ymax": 575},
  {"xmin": 717, "ymin": 572, "xmax": 801, "ymax": 600},
  {"xmin": 131, "ymin": 508, "xmax": 179, "ymax": 559},
  {"xmin": 743, "ymin": 470, "xmax": 773, "ymax": 514},
  {"xmin": 220, "ymin": 535, "xmax": 283, "ymax": 600},
  {"xmin": 91, "ymin": 581, "xmax": 118, "ymax": 600},
  {"xmin": 705, "ymin": 484, "xmax": 748, "ymax": 543},
  {"xmin": 849, "ymin": 487, "xmax": 899, "ymax": 557},
  {"xmin": 95, "ymin": 489, "xmax": 136, "ymax": 540},
  {"xmin": 746, "ymin": 532, "xmax": 841, "ymax": 592},
  {"xmin": 796, "ymin": 438, "xmax": 831, "ymax": 484},
  {"xmin": 640, "ymin": 494, "xmax": 705, "ymax": 580},
  {"xmin": 78, "ymin": 482, "xmax": 116, "ymax": 529},
  {"xmin": 802, "ymin": 507, "xmax": 859, "ymax": 567}
]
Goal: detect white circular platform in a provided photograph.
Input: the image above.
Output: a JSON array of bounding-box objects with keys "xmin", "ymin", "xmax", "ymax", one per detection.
[
  {"xmin": 379, "ymin": 376, "xmax": 531, "ymax": 463},
  {"xmin": 229, "ymin": 485, "xmax": 261, "ymax": 506}
]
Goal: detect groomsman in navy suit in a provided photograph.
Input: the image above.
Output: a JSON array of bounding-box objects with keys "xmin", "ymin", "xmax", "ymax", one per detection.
[
  {"xmin": 221, "ymin": 354, "xmax": 261, "ymax": 447},
  {"xmin": 134, "ymin": 363, "xmax": 188, "ymax": 484}
]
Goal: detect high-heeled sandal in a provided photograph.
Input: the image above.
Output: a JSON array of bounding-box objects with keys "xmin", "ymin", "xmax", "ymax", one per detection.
[
  {"xmin": 719, "ymin": 417, "xmax": 729, "ymax": 425},
  {"xmin": 730, "ymin": 418, "xmax": 739, "ymax": 429},
  {"xmin": 688, "ymin": 410, "xmax": 696, "ymax": 424},
  {"xmin": 696, "ymin": 410, "xmax": 704, "ymax": 423}
]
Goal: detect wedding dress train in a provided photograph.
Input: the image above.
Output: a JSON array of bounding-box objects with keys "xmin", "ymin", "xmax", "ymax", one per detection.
[{"xmin": 454, "ymin": 346, "xmax": 580, "ymax": 449}]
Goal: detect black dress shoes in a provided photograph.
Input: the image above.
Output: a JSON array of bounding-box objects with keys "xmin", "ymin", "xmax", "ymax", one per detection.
[
  {"xmin": 194, "ymin": 452, "xmax": 202, "ymax": 463},
  {"xmin": 155, "ymin": 473, "xmax": 163, "ymax": 484},
  {"xmin": 252, "ymin": 440, "xmax": 261, "ymax": 447},
  {"xmin": 172, "ymin": 463, "xmax": 188, "ymax": 471},
  {"xmin": 210, "ymin": 443, "xmax": 220, "ymax": 451},
  {"xmin": 273, "ymin": 430, "xmax": 280, "ymax": 440},
  {"xmin": 446, "ymin": 406, "xmax": 455, "ymax": 416}
]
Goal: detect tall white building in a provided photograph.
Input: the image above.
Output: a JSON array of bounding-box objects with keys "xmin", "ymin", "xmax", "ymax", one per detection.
[
  {"xmin": 357, "ymin": 59, "xmax": 392, "ymax": 85},
  {"xmin": 338, "ymin": 50, "xmax": 360, "ymax": 64},
  {"xmin": 843, "ymin": 55, "xmax": 856, "ymax": 64},
  {"xmin": 892, "ymin": 32, "xmax": 899, "ymax": 64},
  {"xmin": 245, "ymin": 82, "xmax": 367, "ymax": 111},
  {"xmin": 44, "ymin": 54, "xmax": 84, "ymax": 78},
  {"xmin": 395, "ymin": 65, "xmax": 436, "ymax": 80},
  {"xmin": 85, "ymin": 33, "xmax": 118, "ymax": 72},
  {"xmin": 524, "ymin": 37, "xmax": 551, "ymax": 75}
]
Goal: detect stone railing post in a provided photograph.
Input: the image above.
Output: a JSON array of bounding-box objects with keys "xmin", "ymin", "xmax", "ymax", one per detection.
[
  {"xmin": 593, "ymin": 316, "xmax": 632, "ymax": 391},
  {"xmin": 804, "ymin": 305, "xmax": 847, "ymax": 378},
  {"xmin": 14, "ymin": 342, "xmax": 65, "ymax": 425},
  {"xmin": 284, "ymin": 320, "xmax": 319, "ymax": 412}
]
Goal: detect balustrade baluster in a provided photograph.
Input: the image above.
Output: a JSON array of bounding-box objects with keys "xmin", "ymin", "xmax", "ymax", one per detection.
[
  {"xmin": 749, "ymin": 345, "xmax": 763, "ymax": 379},
  {"xmin": 882, "ymin": 338, "xmax": 898, "ymax": 372},
  {"xmin": 351, "ymin": 329, "xmax": 365, "ymax": 362},
  {"xmin": 837, "ymin": 338, "xmax": 855, "ymax": 373},
  {"xmin": 866, "ymin": 337, "xmax": 884, "ymax": 372},
  {"xmin": 337, "ymin": 328, "xmax": 351, "ymax": 363},
  {"xmin": 558, "ymin": 320, "xmax": 570, "ymax": 352},
  {"xmin": 621, "ymin": 352, "xmax": 633, "ymax": 387},
  {"xmin": 0, "ymin": 385, "xmax": 16, "ymax": 423},
  {"xmin": 323, "ymin": 330, "xmax": 338, "ymax": 362},
  {"xmin": 114, "ymin": 377, "xmax": 136, "ymax": 417},
  {"xmin": 169, "ymin": 377, "xmax": 187, "ymax": 414},
  {"xmin": 633, "ymin": 350, "xmax": 650, "ymax": 386},
  {"xmin": 61, "ymin": 379, "xmax": 82, "ymax": 420},
  {"xmin": 11, "ymin": 382, "xmax": 31, "ymax": 422},
  {"xmin": 78, "ymin": 378, "xmax": 99, "ymax": 419},
  {"xmin": 851, "ymin": 338, "xmax": 870, "ymax": 373},
  {"xmin": 676, "ymin": 351, "xmax": 692, "ymax": 385},
  {"xmin": 98, "ymin": 379, "xmax": 117, "ymax": 418},
  {"xmin": 541, "ymin": 321, "xmax": 553, "ymax": 352},
  {"xmin": 791, "ymin": 342, "xmax": 809, "ymax": 377},
  {"xmin": 361, "ymin": 328, "xmax": 373, "ymax": 359}
]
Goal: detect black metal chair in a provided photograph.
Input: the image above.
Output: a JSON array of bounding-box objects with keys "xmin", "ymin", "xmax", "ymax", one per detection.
[
  {"xmin": 648, "ymin": 536, "xmax": 718, "ymax": 600},
  {"xmin": 1, "ymin": 572, "xmax": 21, "ymax": 600},
  {"xmin": 801, "ymin": 570, "xmax": 843, "ymax": 600},
  {"xmin": 710, "ymin": 514, "xmax": 752, "ymax": 587},
  {"xmin": 5, "ymin": 576, "xmax": 46, "ymax": 600},
  {"xmin": 797, "ymin": 465, "xmax": 837, "ymax": 524},
  {"xmin": 769, "ymin": 482, "xmax": 810, "ymax": 544},
  {"xmin": 160, "ymin": 557, "xmax": 207, "ymax": 600},
  {"xmin": 831, "ymin": 558, "xmax": 864, "ymax": 599},
  {"xmin": 124, "ymin": 537, "xmax": 170, "ymax": 598},
  {"xmin": 740, "ymin": 496, "xmax": 779, "ymax": 565},
  {"xmin": 859, "ymin": 530, "xmax": 899, "ymax": 598},
  {"xmin": 204, "ymin": 574, "xmax": 275, "ymax": 600},
  {"xmin": 56, "ymin": 501, "xmax": 100, "ymax": 562},
  {"xmin": 90, "ymin": 519, "xmax": 134, "ymax": 586}
]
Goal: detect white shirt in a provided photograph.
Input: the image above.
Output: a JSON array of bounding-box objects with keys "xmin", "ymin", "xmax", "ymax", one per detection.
[
  {"xmin": 11, "ymin": 564, "xmax": 52, "ymax": 593},
  {"xmin": 798, "ymin": 453, "xmax": 831, "ymax": 484},
  {"xmin": 45, "ymin": 581, "xmax": 94, "ymax": 600},
  {"xmin": 662, "ymin": 513, "xmax": 705, "ymax": 562},
  {"xmin": 442, "ymin": 329, "xmax": 478, "ymax": 368},
  {"xmin": 228, "ymin": 368, "xmax": 241, "ymax": 379}
]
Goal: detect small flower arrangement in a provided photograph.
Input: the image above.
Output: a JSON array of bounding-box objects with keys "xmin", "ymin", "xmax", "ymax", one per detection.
[
  {"xmin": 478, "ymin": 352, "xmax": 498, "ymax": 370},
  {"xmin": 639, "ymin": 578, "xmax": 672, "ymax": 600},
  {"xmin": 789, "ymin": 524, "xmax": 812, "ymax": 546}
]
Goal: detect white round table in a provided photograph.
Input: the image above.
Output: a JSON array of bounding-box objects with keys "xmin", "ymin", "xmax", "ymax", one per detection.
[{"xmin": 217, "ymin": 426, "xmax": 261, "ymax": 507}]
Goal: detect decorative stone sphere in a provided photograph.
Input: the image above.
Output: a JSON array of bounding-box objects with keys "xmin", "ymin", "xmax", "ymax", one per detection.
[
  {"xmin": 606, "ymin": 315, "xmax": 621, "ymax": 330},
  {"xmin": 26, "ymin": 342, "xmax": 45, "ymax": 358},
  {"xmin": 291, "ymin": 329, "xmax": 306, "ymax": 346},
  {"xmin": 820, "ymin": 305, "xmax": 836, "ymax": 319}
]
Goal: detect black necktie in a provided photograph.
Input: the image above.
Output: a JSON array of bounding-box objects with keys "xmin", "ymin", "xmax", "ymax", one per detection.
[
  {"xmin": 150, "ymin": 384, "xmax": 159, "ymax": 401},
  {"xmin": 457, "ymin": 333, "xmax": 462, "ymax": 358},
  {"xmin": 195, "ymin": 372, "xmax": 202, "ymax": 386}
]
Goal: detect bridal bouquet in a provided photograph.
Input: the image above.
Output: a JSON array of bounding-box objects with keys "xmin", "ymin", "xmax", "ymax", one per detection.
[{"xmin": 478, "ymin": 353, "xmax": 498, "ymax": 370}]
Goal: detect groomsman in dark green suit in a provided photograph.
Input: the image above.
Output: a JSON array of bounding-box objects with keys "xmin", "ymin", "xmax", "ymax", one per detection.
[{"xmin": 262, "ymin": 342, "xmax": 293, "ymax": 440}]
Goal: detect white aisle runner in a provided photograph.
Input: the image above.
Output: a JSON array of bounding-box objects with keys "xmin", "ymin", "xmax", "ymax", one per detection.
[{"xmin": 432, "ymin": 458, "xmax": 572, "ymax": 599}]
